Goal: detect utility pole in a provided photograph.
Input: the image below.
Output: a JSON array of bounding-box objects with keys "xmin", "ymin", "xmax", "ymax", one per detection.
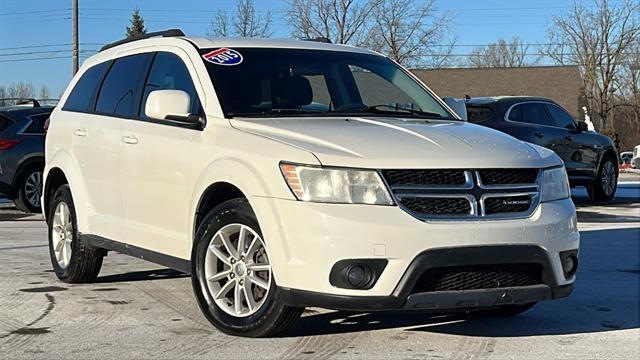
[{"xmin": 72, "ymin": 0, "xmax": 79, "ymax": 75}]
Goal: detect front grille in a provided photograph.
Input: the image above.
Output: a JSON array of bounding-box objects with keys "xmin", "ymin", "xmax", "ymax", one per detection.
[
  {"xmin": 381, "ymin": 168, "xmax": 540, "ymax": 219},
  {"xmin": 411, "ymin": 263, "xmax": 543, "ymax": 293},
  {"xmin": 484, "ymin": 195, "xmax": 532, "ymax": 215},
  {"xmin": 399, "ymin": 197, "xmax": 471, "ymax": 216},
  {"xmin": 382, "ymin": 169, "xmax": 466, "ymax": 186},
  {"xmin": 478, "ymin": 169, "xmax": 539, "ymax": 185}
]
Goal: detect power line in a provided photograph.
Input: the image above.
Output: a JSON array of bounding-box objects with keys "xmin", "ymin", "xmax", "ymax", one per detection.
[{"xmin": 0, "ymin": 9, "xmax": 70, "ymax": 16}]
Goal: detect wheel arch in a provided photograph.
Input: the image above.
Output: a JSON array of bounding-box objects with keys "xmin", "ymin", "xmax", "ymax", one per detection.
[{"xmin": 43, "ymin": 149, "xmax": 89, "ymax": 228}]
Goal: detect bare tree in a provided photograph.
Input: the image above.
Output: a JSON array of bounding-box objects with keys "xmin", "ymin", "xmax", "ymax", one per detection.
[
  {"xmin": 38, "ymin": 85, "xmax": 50, "ymax": 100},
  {"xmin": 367, "ymin": 0, "xmax": 455, "ymax": 67},
  {"xmin": 286, "ymin": 0, "xmax": 378, "ymax": 45},
  {"xmin": 541, "ymin": 0, "xmax": 640, "ymax": 130},
  {"xmin": 7, "ymin": 81, "xmax": 35, "ymax": 99},
  {"xmin": 467, "ymin": 37, "xmax": 534, "ymax": 68},
  {"xmin": 208, "ymin": 0, "xmax": 272, "ymax": 38}
]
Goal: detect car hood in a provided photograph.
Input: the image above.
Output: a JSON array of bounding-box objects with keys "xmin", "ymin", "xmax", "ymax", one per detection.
[{"xmin": 230, "ymin": 117, "xmax": 561, "ymax": 169}]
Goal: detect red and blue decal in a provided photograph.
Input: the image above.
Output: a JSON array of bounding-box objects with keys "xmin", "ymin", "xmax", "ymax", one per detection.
[{"xmin": 202, "ymin": 48, "xmax": 243, "ymax": 66}]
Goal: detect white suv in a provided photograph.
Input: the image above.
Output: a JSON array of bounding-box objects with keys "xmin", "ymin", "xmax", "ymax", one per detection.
[{"xmin": 43, "ymin": 30, "xmax": 580, "ymax": 337}]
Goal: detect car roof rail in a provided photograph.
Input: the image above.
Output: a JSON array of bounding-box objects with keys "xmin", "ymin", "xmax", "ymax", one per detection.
[
  {"xmin": 303, "ymin": 37, "xmax": 332, "ymax": 44},
  {"xmin": 0, "ymin": 98, "xmax": 40, "ymax": 107},
  {"xmin": 99, "ymin": 29, "xmax": 185, "ymax": 52}
]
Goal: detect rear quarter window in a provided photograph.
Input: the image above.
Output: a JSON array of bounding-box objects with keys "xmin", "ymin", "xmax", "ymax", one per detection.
[
  {"xmin": 63, "ymin": 61, "xmax": 111, "ymax": 112},
  {"xmin": 466, "ymin": 106, "xmax": 494, "ymax": 123},
  {"xmin": 0, "ymin": 115, "xmax": 13, "ymax": 132}
]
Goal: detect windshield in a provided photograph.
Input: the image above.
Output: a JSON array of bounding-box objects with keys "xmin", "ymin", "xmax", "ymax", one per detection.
[{"xmin": 200, "ymin": 48, "xmax": 455, "ymax": 119}]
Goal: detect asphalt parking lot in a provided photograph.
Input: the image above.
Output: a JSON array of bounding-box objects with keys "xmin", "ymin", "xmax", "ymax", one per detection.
[{"xmin": 1, "ymin": 174, "xmax": 638, "ymax": 359}]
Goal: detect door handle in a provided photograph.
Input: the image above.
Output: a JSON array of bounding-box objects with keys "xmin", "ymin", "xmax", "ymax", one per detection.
[
  {"xmin": 122, "ymin": 135, "xmax": 139, "ymax": 144},
  {"xmin": 74, "ymin": 128, "xmax": 87, "ymax": 137},
  {"xmin": 534, "ymin": 132, "xmax": 544, "ymax": 138}
]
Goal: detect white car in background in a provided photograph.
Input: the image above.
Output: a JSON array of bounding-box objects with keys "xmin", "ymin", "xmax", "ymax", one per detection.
[{"xmin": 42, "ymin": 30, "xmax": 580, "ymax": 337}]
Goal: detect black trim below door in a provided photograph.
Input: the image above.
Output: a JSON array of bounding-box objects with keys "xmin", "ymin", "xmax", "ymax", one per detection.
[{"xmin": 80, "ymin": 234, "xmax": 191, "ymax": 274}]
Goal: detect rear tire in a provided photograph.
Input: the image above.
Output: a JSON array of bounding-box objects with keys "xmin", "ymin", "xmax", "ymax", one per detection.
[
  {"xmin": 48, "ymin": 184, "xmax": 103, "ymax": 283},
  {"xmin": 589, "ymin": 154, "xmax": 618, "ymax": 202},
  {"xmin": 191, "ymin": 198, "xmax": 303, "ymax": 337},
  {"xmin": 13, "ymin": 166, "xmax": 43, "ymax": 213}
]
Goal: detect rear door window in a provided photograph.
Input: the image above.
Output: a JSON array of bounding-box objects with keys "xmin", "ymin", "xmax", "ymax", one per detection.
[
  {"xmin": 96, "ymin": 53, "xmax": 152, "ymax": 118},
  {"xmin": 23, "ymin": 113, "xmax": 51, "ymax": 134},
  {"xmin": 519, "ymin": 103, "xmax": 553, "ymax": 126},
  {"xmin": 63, "ymin": 61, "xmax": 111, "ymax": 112}
]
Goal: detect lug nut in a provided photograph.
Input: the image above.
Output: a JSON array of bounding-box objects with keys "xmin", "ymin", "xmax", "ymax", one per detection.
[
  {"xmin": 240, "ymin": 256, "xmax": 245, "ymax": 261},
  {"xmin": 239, "ymin": 280, "xmax": 244, "ymax": 285},
  {"xmin": 230, "ymin": 273, "xmax": 235, "ymax": 278},
  {"xmin": 230, "ymin": 258, "xmax": 236, "ymax": 264}
]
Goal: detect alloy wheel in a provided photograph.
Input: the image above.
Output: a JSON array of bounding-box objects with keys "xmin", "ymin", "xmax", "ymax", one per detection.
[
  {"xmin": 204, "ymin": 223, "xmax": 272, "ymax": 317},
  {"xmin": 51, "ymin": 202, "xmax": 73, "ymax": 269},
  {"xmin": 24, "ymin": 171, "xmax": 43, "ymax": 208},
  {"xmin": 601, "ymin": 161, "xmax": 616, "ymax": 196}
]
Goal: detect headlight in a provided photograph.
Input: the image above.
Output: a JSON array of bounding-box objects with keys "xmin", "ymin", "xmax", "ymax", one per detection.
[
  {"xmin": 280, "ymin": 163, "xmax": 394, "ymax": 205},
  {"xmin": 540, "ymin": 166, "xmax": 570, "ymax": 202}
]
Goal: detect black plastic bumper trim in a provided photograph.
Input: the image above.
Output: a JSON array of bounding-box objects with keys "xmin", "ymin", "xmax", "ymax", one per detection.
[{"xmin": 280, "ymin": 245, "xmax": 576, "ymax": 311}]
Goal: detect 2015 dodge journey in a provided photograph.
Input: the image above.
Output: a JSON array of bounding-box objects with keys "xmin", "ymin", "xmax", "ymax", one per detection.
[{"xmin": 43, "ymin": 29, "xmax": 580, "ymax": 337}]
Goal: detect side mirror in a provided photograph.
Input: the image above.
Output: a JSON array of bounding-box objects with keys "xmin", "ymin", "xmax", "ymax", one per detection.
[
  {"xmin": 442, "ymin": 96, "xmax": 468, "ymax": 120},
  {"xmin": 145, "ymin": 89, "xmax": 205, "ymax": 129},
  {"xmin": 576, "ymin": 121, "xmax": 589, "ymax": 132}
]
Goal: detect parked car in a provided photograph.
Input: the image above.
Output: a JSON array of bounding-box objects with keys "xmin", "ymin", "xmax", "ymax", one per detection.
[
  {"xmin": 0, "ymin": 99, "xmax": 54, "ymax": 212},
  {"xmin": 43, "ymin": 30, "xmax": 579, "ymax": 337},
  {"xmin": 620, "ymin": 151, "xmax": 633, "ymax": 166},
  {"xmin": 466, "ymin": 96, "xmax": 618, "ymax": 202}
]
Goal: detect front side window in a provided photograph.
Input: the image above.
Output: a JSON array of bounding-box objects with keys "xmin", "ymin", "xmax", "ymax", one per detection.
[
  {"xmin": 545, "ymin": 103, "xmax": 576, "ymax": 129},
  {"xmin": 63, "ymin": 61, "xmax": 111, "ymax": 112},
  {"xmin": 200, "ymin": 48, "xmax": 454, "ymax": 119},
  {"xmin": 140, "ymin": 52, "xmax": 201, "ymax": 119},
  {"xmin": 95, "ymin": 53, "xmax": 152, "ymax": 117},
  {"xmin": 518, "ymin": 103, "xmax": 553, "ymax": 126}
]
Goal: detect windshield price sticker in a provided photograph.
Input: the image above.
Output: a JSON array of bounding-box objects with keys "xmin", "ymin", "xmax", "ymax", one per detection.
[{"xmin": 202, "ymin": 48, "xmax": 243, "ymax": 66}]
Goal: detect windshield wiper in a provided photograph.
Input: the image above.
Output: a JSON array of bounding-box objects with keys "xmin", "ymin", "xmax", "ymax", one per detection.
[{"xmin": 360, "ymin": 104, "xmax": 446, "ymax": 118}]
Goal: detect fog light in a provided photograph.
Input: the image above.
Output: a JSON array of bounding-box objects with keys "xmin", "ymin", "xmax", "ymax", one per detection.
[
  {"xmin": 560, "ymin": 250, "xmax": 578, "ymax": 278},
  {"xmin": 347, "ymin": 265, "xmax": 370, "ymax": 288}
]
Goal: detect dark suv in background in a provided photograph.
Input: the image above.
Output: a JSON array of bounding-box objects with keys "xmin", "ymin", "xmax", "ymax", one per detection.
[
  {"xmin": 466, "ymin": 96, "xmax": 618, "ymax": 202},
  {"xmin": 0, "ymin": 99, "xmax": 54, "ymax": 212}
]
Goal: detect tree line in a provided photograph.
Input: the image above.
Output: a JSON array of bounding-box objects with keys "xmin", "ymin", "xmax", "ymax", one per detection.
[{"xmin": 0, "ymin": 81, "xmax": 52, "ymax": 102}]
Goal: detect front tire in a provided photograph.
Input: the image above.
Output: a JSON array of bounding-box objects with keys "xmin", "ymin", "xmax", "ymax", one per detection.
[
  {"xmin": 191, "ymin": 198, "xmax": 303, "ymax": 337},
  {"xmin": 589, "ymin": 155, "xmax": 618, "ymax": 202},
  {"xmin": 48, "ymin": 185, "xmax": 103, "ymax": 283}
]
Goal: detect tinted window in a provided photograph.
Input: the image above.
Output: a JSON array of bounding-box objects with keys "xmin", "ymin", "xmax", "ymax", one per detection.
[
  {"xmin": 519, "ymin": 103, "xmax": 553, "ymax": 126},
  {"xmin": 467, "ymin": 106, "xmax": 494, "ymax": 123},
  {"xmin": 62, "ymin": 61, "xmax": 111, "ymax": 112},
  {"xmin": 508, "ymin": 104, "xmax": 522, "ymax": 122},
  {"xmin": 545, "ymin": 103, "xmax": 575, "ymax": 129},
  {"xmin": 200, "ymin": 48, "xmax": 454, "ymax": 119},
  {"xmin": 96, "ymin": 53, "xmax": 152, "ymax": 117},
  {"xmin": 140, "ymin": 52, "xmax": 201, "ymax": 119},
  {"xmin": 0, "ymin": 115, "xmax": 13, "ymax": 132},
  {"xmin": 24, "ymin": 113, "xmax": 51, "ymax": 134}
]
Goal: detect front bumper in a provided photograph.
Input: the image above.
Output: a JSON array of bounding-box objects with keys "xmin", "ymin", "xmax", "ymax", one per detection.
[
  {"xmin": 278, "ymin": 245, "xmax": 574, "ymax": 311},
  {"xmin": 250, "ymin": 196, "xmax": 579, "ymax": 309}
]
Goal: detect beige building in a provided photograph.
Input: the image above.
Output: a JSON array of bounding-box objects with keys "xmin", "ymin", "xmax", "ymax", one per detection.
[{"xmin": 411, "ymin": 66, "xmax": 585, "ymax": 119}]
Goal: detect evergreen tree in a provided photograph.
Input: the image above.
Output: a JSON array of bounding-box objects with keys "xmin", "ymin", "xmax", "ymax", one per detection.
[{"xmin": 126, "ymin": 7, "xmax": 147, "ymax": 38}]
